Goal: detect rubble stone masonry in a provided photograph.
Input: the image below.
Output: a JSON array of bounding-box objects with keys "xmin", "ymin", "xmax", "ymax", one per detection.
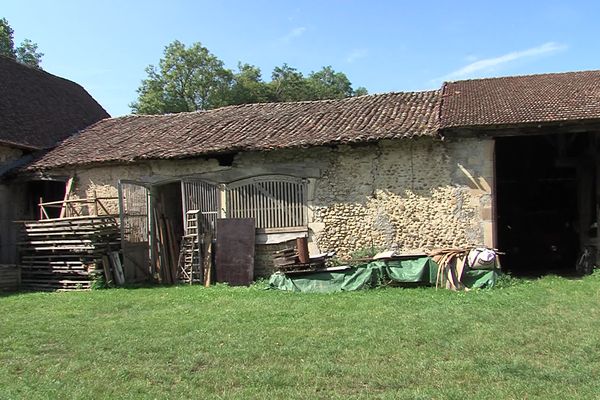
[{"xmin": 54, "ymin": 136, "xmax": 494, "ymax": 262}]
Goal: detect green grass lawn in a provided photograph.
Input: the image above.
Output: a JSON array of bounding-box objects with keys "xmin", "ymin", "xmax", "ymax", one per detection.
[{"xmin": 1, "ymin": 273, "xmax": 600, "ymax": 399}]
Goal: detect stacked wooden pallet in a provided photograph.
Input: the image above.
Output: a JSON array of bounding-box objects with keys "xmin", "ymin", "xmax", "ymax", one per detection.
[
  {"xmin": 273, "ymin": 248, "xmax": 300, "ymax": 270},
  {"xmin": 272, "ymin": 247, "xmax": 321, "ymax": 274},
  {"xmin": 19, "ymin": 216, "xmax": 121, "ymax": 291}
]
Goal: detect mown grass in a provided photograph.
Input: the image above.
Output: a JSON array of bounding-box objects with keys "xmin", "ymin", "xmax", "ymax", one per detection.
[{"xmin": 1, "ymin": 273, "xmax": 599, "ymax": 399}]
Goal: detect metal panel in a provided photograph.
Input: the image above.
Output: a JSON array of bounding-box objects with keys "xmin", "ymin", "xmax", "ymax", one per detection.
[
  {"xmin": 118, "ymin": 180, "xmax": 152, "ymax": 282},
  {"xmin": 215, "ymin": 218, "xmax": 255, "ymax": 286},
  {"xmin": 181, "ymin": 179, "xmax": 220, "ymax": 236},
  {"xmin": 226, "ymin": 176, "xmax": 307, "ymax": 229}
]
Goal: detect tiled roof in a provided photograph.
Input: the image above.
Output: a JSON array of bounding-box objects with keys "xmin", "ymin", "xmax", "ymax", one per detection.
[
  {"xmin": 27, "ymin": 90, "xmax": 441, "ymax": 169},
  {"xmin": 0, "ymin": 55, "xmax": 109, "ymax": 149},
  {"xmin": 441, "ymin": 70, "xmax": 600, "ymax": 128}
]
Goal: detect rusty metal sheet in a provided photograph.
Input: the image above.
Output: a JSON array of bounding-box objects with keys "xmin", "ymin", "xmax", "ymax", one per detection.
[{"xmin": 215, "ymin": 218, "xmax": 255, "ymax": 286}]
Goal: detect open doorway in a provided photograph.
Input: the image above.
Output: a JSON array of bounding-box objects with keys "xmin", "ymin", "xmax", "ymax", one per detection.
[
  {"xmin": 495, "ymin": 133, "xmax": 594, "ymax": 276},
  {"xmin": 154, "ymin": 181, "xmax": 184, "ymax": 241},
  {"xmin": 152, "ymin": 181, "xmax": 185, "ymax": 283},
  {"xmin": 26, "ymin": 180, "xmax": 66, "ymax": 219}
]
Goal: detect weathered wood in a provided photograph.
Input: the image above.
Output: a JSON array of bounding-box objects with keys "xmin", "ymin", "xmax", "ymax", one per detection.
[
  {"xmin": 102, "ymin": 255, "xmax": 113, "ymax": 286},
  {"xmin": 215, "ymin": 218, "xmax": 255, "ymax": 286},
  {"xmin": 203, "ymin": 237, "xmax": 212, "ymax": 288},
  {"xmin": 59, "ymin": 177, "xmax": 74, "ymax": 218},
  {"xmin": 0, "ymin": 265, "xmax": 20, "ymax": 292},
  {"xmin": 109, "ymin": 252, "xmax": 125, "ymax": 285},
  {"xmin": 18, "ymin": 215, "xmax": 121, "ymax": 291}
]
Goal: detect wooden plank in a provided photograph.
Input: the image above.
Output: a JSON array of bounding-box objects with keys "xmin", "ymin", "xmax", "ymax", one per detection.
[
  {"xmin": 59, "ymin": 177, "xmax": 74, "ymax": 218},
  {"xmin": 109, "ymin": 252, "xmax": 125, "ymax": 285},
  {"xmin": 102, "ymin": 255, "xmax": 114, "ymax": 286},
  {"xmin": 167, "ymin": 218, "xmax": 179, "ymax": 284},
  {"xmin": 203, "ymin": 234, "xmax": 213, "ymax": 287}
]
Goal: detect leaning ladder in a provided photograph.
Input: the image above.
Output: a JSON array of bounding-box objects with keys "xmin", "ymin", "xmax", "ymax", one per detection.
[{"xmin": 177, "ymin": 210, "xmax": 202, "ymax": 284}]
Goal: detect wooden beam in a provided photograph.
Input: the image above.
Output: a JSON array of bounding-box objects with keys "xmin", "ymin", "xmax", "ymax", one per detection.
[{"xmin": 59, "ymin": 177, "xmax": 74, "ymax": 219}]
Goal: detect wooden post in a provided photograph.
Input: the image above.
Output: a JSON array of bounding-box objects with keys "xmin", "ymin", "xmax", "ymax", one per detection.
[
  {"xmin": 219, "ymin": 184, "xmax": 227, "ymax": 218},
  {"xmin": 59, "ymin": 177, "xmax": 74, "ymax": 219},
  {"xmin": 93, "ymin": 190, "xmax": 98, "ymax": 216},
  {"xmin": 577, "ymin": 161, "xmax": 593, "ymax": 252}
]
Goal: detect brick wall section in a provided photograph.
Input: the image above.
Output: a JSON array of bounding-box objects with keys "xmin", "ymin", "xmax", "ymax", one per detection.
[
  {"xmin": 254, "ymin": 240, "xmax": 296, "ymax": 278},
  {"xmin": 44, "ymin": 136, "xmax": 494, "ymax": 277}
]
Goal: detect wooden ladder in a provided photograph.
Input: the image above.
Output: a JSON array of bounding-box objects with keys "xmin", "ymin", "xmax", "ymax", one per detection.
[{"xmin": 177, "ymin": 210, "xmax": 202, "ymax": 284}]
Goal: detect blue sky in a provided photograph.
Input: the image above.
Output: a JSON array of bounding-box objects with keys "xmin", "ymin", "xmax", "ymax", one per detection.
[{"xmin": 3, "ymin": 0, "xmax": 599, "ymax": 117}]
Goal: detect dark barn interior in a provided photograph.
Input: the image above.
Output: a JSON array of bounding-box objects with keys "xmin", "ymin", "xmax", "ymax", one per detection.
[
  {"xmin": 495, "ymin": 133, "xmax": 596, "ymax": 276},
  {"xmin": 26, "ymin": 180, "xmax": 66, "ymax": 219}
]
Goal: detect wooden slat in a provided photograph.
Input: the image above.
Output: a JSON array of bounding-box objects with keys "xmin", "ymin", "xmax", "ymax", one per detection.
[{"xmin": 225, "ymin": 176, "xmax": 307, "ymax": 230}]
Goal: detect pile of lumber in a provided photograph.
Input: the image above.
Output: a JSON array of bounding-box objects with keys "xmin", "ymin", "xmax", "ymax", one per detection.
[
  {"xmin": 272, "ymin": 238, "xmax": 328, "ymax": 274},
  {"xmin": 273, "ymin": 247, "xmax": 304, "ymax": 272},
  {"xmin": 153, "ymin": 205, "xmax": 180, "ymax": 284},
  {"xmin": 19, "ymin": 216, "xmax": 121, "ymax": 291}
]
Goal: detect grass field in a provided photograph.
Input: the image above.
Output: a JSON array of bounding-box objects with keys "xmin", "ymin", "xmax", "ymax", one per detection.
[{"xmin": 1, "ymin": 273, "xmax": 599, "ymax": 399}]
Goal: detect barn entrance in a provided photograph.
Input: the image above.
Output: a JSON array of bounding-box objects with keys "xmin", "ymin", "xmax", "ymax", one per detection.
[
  {"xmin": 118, "ymin": 178, "xmax": 220, "ymax": 283},
  {"xmin": 495, "ymin": 133, "xmax": 596, "ymax": 276}
]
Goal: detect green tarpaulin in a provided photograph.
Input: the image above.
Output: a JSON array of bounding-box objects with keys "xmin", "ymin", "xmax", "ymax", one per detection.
[{"xmin": 268, "ymin": 257, "xmax": 497, "ymax": 293}]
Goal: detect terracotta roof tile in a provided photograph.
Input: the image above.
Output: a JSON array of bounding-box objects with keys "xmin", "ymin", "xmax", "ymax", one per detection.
[
  {"xmin": 441, "ymin": 70, "xmax": 600, "ymax": 128},
  {"xmin": 27, "ymin": 90, "xmax": 441, "ymax": 169},
  {"xmin": 0, "ymin": 56, "xmax": 109, "ymax": 149}
]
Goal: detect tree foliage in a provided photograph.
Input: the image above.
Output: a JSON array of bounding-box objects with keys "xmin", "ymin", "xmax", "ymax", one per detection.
[
  {"xmin": 0, "ymin": 18, "xmax": 16, "ymax": 59},
  {"xmin": 229, "ymin": 63, "xmax": 272, "ymax": 105},
  {"xmin": 0, "ymin": 17, "xmax": 43, "ymax": 68},
  {"xmin": 132, "ymin": 41, "xmax": 368, "ymax": 114},
  {"xmin": 131, "ymin": 41, "xmax": 232, "ymax": 114}
]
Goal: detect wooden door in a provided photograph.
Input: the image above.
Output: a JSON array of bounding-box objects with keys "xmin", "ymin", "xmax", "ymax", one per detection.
[
  {"xmin": 181, "ymin": 179, "xmax": 220, "ymax": 236},
  {"xmin": 118, "ymin": 180, "xmax": 152, "ymax": 282}
]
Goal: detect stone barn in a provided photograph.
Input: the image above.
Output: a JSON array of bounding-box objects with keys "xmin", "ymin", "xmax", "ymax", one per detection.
[
  {"xmin": 6, "ymin": 68, "xmax": 600, "ymax": 282},
  {"xmin": 20, "ymin": 89, "xmax": 494, "ymax": 279}
]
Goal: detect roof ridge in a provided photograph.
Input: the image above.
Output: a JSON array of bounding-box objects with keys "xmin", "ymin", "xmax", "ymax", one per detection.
[
  {"xmin": 446, "ymin": 69, "xmax": 600, "ymax": 84},
  {"xmin": 119, "ymin": 90, "xmax": 441, "ymax": 120}
]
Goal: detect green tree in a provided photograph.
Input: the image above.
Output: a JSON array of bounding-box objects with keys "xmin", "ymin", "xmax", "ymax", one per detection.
[
  {"xmin": 307, "ymin": 66, "xmax": 354, "ymax": 100},
  {"xmin": 269, "ymin": 63, "xmax": 310, "ymax": 102},
  {"xmin": 131, "ymin": 41, "xmax": 369, "ymax": 114},
  {"xmin": 0, "ymin": 18, "xmax": 16, "ymax": 59},
  {"xmin": 229, "ymin": 63, "xmax": 273, "ymax": 105},
  {"xmin": 15, "ymin": 38, "xmax": 43, "ymax": 68},
  {"xmin": 0, "ymin": 18, "xmax": 43, "ymax": 68},
  {"xmin": 131, "ymin": 41, "xmax": 233, "ymax": 114},
  {"xmin": 354, "ymin": 86, "xmax": 368, "ymax": 97}
]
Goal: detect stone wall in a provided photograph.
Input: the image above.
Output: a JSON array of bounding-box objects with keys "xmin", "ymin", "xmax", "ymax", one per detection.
[
  {"xmin": 309, "ymin": 138, "xmax": 494, "ymax": 258},
  {"xmin": 43, "ymin": 136, "xmax": 494, "ymax": 275}
]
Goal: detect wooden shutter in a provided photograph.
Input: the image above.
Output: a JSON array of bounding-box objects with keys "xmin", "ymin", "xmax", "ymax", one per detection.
[{"xmin": 226, "ymin": 176, "xmax": 307, "ymax": 229}]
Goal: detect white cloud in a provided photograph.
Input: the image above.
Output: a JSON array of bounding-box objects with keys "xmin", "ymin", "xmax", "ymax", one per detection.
[
  {"xmin": 346, "ymin": 48, "xmax": 368, "ymax": 63},
  {"xmin": 436, "ymin": 42, "xmax": 567, "ymax": 82},
  {"xmin": 280, "ymin": 27, "xmax": 307, "ymax": 43}
]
